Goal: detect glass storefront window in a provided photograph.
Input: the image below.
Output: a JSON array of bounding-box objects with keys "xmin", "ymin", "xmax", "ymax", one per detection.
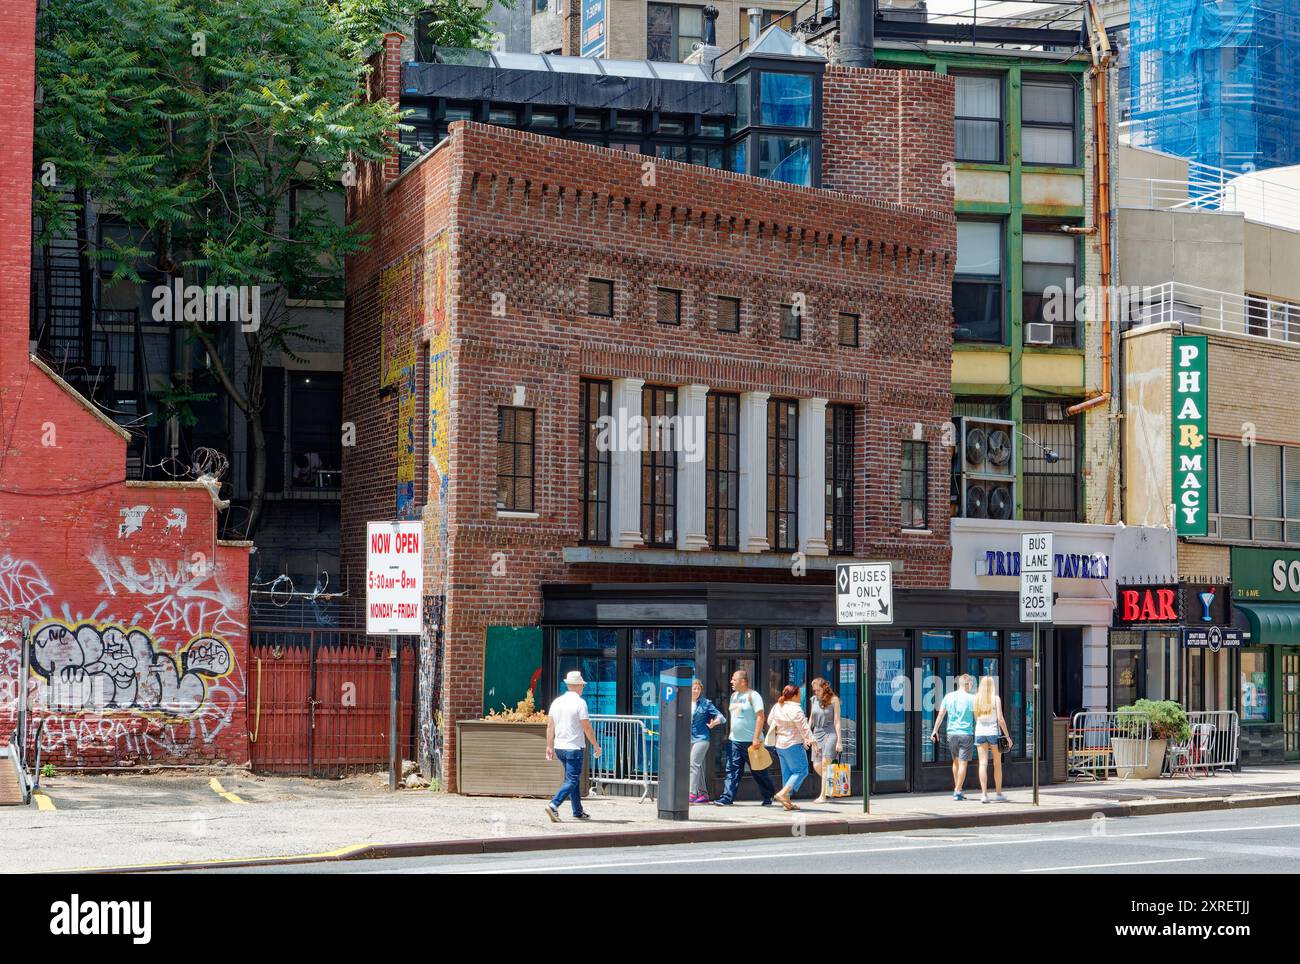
[
  {"xmin": 921, "ymin": 655, "xmax": 957, "ymax": 763},
  {"xmin": 768, "ymin": 657, "xmax": 808, "ymax": 709},
  {"xmin": 1110, "ymin": 631, "xmax": 1142, "ymax": 708},
  {"xmin": 633, "ymin": 628, "xmax": 703, "ymax": 650},
  {"xmin": 818, "ymin": 628, "xmax": 857, "ymax": 651},
  {"xmin": 716, "ymin": 628, "xmax": 757, "ymax": 651},
  {"xmin": 757, "ymin": 135, "xmax": 811, "ymax": 186},
  {"xmin": 770, "ymin": 628, "xmax": 806, "ymax": 651},
  {"xmin": 556, "ymin": 628, "xmax": 618, "ymax": 650},
  {"xmin": 922, "ymin": 630, "xmax": 955, "ymax": 651},
  {"xmin": 819, "ymin": 655, "xmax": 858, "ymax": 766},
  {"xmin": 556, "ymin": 655, "xmax": 618, "ymax": 716},
  {"xmin": 1009, "ymin": 631, "xmax": 1032, "ymax": 650},
  {"xmin": 1241, "ymin": 649, "xmax": 1270, "ymax": 722},
  {"xmin": 968, "ymin": 630, "xmax": 999, "ymax": 651},
  {"xmin": 874, "ymin": 645, "xmax": 908, "ymax": 784},
  {"xmin": 1008, "ymin": 654, "xmax": 1030, "ymax": 759}
]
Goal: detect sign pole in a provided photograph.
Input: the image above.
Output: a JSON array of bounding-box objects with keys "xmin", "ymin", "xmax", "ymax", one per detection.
[
  {"xmin": 861, "ymin": 623, "xmax": 870, "ymax": 815},
  {"xmin": 389, "ymin": 634, "xmax": 400, "ymax": 792},
  {"xmin": 1032, "ymin": 620, "xmax": 1039, "ymax": 806}
]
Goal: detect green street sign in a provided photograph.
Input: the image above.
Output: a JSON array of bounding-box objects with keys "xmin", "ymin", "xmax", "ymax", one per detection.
[{"xmin": 1172, "ymin": 335, "xmax": 1209, "ymax": 536}]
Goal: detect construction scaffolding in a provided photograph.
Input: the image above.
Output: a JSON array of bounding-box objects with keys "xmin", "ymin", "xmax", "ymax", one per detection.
[{"xmin": 1128, "ymin": 0, "xmax": 1300, "ymax": 173}]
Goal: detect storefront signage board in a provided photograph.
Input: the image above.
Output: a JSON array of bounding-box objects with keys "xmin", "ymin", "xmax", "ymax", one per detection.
[{"xmin": 1172, "ymin": 335, "xmax": 1209, "ymax": 536}]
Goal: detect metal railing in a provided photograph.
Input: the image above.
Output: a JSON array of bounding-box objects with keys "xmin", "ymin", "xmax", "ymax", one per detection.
[
  {"xmin": 1166, "ymin": 711, "xmax": 1239, "ymax": 777},
  {"xmin": 1132, "ymin": 282, "xmax": 1300, "ymax": 346},
  {"xmin": 1067, "ymin": 710, "xmax": 1153, "ymax": 780},
  {"xmin": 1119, "ymin": 158, "xmax": 1300, "ymax": 228},
  {"xmin": 588, "ymin": 714, "xmax": 656, "ymax": 802}
]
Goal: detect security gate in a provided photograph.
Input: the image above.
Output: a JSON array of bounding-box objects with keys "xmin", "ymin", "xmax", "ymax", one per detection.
[{"xmin": 248, "ymin": 629, "xmax": 418, "ymax": 776}]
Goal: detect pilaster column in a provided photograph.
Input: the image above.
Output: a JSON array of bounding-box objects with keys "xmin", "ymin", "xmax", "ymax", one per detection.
[
  {"xmin": 798, "ymin": 397, "xmax": 829, "ymax": 556},
  {"xmin": 609, "ymin": 378, "xmax": 645, "ymax": 548},
  {"xmin": 676, "ymin": 383, "xmax": 710, "ymax": 551},
  {"xmin": 739, "ymin": 391, "xmax": 770, "ymax": 553}
]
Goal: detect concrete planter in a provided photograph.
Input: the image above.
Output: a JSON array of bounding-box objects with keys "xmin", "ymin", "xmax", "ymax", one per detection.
[
  {"xmin": 457, "ymin": 720, "xmax": 570, "ymax": 797},
  {"xmin": 1113, "ymin": 736, "xmax": 1167, "ymax": 780}
]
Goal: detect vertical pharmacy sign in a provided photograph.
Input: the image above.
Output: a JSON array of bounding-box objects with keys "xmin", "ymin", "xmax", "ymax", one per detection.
[{"xmin": 1172, "ymin": 335, "xmax": 1209, "ymax": 536}]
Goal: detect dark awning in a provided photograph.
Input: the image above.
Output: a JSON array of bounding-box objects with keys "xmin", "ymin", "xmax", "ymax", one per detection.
[{"xmin": 1233, "ymin": 602, "xmax": 1300, "ymax": 645}]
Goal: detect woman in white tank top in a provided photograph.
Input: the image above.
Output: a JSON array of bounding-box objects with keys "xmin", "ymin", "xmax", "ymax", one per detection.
[{"xmin": 973, "ymin": 675, "xmax": 1011, "ymax": 803}]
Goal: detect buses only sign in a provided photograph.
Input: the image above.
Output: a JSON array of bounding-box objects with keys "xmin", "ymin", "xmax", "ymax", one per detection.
[
  {"xmin": 836, "ymin": 562, "xmax": 894, "ymax": 625},
  {"xmin": 366, "ymin": 521, "xmax": 423, "ymax": 635}
]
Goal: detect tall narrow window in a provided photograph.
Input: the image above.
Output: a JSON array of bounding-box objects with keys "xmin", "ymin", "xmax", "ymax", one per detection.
[
  {"xmin": 1022, "ymin": 227, "xmax": 1078, "ymax": 346},
  {"xmin": 588, "ymin": 278, "xmax": 614, "ymax": 317},
  {"xmin": 767, "ymin": 398, "xmax": 799, "ymax": 550},
  {"xmin": 954, "ymin": 73, "xmax": 1003, "ymax": 163},
  {"xmin": 641, "ymin": 386, "xmax": 677, "ymax": 546},
  {"xmin": 1023, "ymin": 399, "xmax": 1080, "ymax": 522},
  {"xmin": 900, "ymin": 440, "xmax": 928, "ymax": 529},
  {"xmin": 706, "ymin": 392, "xmax": 740, "ymax": 549},
  {"xmin": 717, "ymin": 295, "xmax": 741, "ymax": 333},
  {"xmin": 825, "ymin": 405, "xmax": 855, "ymax": 553},
  {"xmin": 837, "ymin": 312, "xmax": 859, "ymax": 347},
  {"xmin": 1022, "ymin": 77, "xmax": 1076, "ymax": 166},
  {"xmin": 780, "ymin": 303, "xmax": 801, "ymax": 341},
  {"xmin": 579, "ymin": 380, "xmax": 611, "ymax": 543},
  {"xmin": 953, "ymin": 220, "xmax": 1003, "ymax": 343},
  {"xmin": 497, "ymin": 407, "xmax": 535, "ymax": 512}
]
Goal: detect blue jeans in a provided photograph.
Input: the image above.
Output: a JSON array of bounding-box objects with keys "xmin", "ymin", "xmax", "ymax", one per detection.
[
  {"xmin": 776, "ymin": 745, "xmax": 810, "ymax": 795},
  {"xmin": 720, "ymin": 739, "xmax": 776, "ymax": 804},
  {"xmin": 550, "ymin": 748, "xmax": 585, "ymax": 815}
]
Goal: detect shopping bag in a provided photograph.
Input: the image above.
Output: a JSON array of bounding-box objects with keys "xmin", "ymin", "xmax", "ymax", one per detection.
[
  {"xmin": 747, "ymin": 743, "xmax": 772, "ymax": 771},
  {"xmin": 828, "ymin": 762, "xmax": 852, "ymax": 798}
]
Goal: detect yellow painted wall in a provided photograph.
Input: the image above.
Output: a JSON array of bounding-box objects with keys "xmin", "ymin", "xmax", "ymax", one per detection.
[
  {"xmin": 952, "ymin": 350, "xmax": 1010, "ymax": 385},
  {"xmin": 1022, "ymin": 352, "xmax": 1083, "ymax": 388}
]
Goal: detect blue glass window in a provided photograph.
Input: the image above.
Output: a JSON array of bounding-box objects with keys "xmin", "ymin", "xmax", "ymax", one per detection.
[
  {"xmin": 556, "ymin": 628, "xmax": 618, "ymax": 651},
  {"xmin": 968, "ymin": 630, "xmax": 999, "ymax": 651},
  {"xmin": 731, "ymin": 139, "xmax": 747, "ymax": 174},
  {"xmin": 760, "ymin": 72, "xmax": 813, "ymax": 128},
  {"xmin": 1009, "ymin": 631, "xmax": 1033, "ymax": 650},
  {"xmin": 556, "ymin": 655, "xmax": 618, "ymax": 716},
  {"xmin": 758, "ymin": 135, "xmax": 811, "ymax": 186},
  {"xmin": 632, "ymin": 627, "xmax": 701, "ymax": 650},
  {"xmin": 818, "ymin": 628, "xmax": 858, "ymax": 651},
  {"xmin": 921, "ymin": 630, "xmax": 955, "ymax": 651}
]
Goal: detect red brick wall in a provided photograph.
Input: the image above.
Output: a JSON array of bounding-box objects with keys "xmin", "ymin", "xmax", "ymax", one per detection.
[
  {"xmin": 821, "ymin": 66, "xmax": 956, "ymax": 217},
  {"xmin": 0, "ymin": 0, "xmax": 250, "ymax": 767},
  {"xmin": 346, "ymin": 116, "xmax": 955, "ymax": 788}
]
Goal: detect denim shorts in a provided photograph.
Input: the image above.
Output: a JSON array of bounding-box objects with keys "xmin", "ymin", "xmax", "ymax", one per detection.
[
  {"xmin": 974, "ymin": 734, "xmax": 1002, "ymax": 747},
  {"xmin": 947, "ymin": 734, "xmax": 974, "ymax": 761}
]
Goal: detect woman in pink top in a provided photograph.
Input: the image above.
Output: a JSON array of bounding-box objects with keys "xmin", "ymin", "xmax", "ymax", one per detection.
[{"xmin": 765, "ymin": 684, "xmax": 814, "ymax": 810}]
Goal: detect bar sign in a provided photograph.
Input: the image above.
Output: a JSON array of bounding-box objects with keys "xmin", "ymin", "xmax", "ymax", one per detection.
[
  {"xmin": 1019, "ymin": 532, "xmax": 1053, "ymax": 623},
  {"xmin": 1172, "ymin": 335, "xmax": 1209, "ymax": 536}
]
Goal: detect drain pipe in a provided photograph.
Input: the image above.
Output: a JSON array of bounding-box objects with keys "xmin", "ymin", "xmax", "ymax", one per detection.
[{"xmin": 839, "ymin": 0, "xmax": 875, "ymax": 67}]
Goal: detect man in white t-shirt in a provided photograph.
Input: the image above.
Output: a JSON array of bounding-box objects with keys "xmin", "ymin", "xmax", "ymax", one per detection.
[{"xmin": 545, "ymin": 670, "xmax": 602, "ymax": 822}]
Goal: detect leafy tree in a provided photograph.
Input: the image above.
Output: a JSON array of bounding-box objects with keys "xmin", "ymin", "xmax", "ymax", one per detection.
[{"xmin": 34, "ymin": 0, "xmax": 505, "ymax": 535}]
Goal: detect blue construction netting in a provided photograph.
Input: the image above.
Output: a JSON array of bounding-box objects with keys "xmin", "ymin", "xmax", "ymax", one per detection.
[{"xmin": 1128, "ymin": 0, "xmax": 1300, "ymax": 174}]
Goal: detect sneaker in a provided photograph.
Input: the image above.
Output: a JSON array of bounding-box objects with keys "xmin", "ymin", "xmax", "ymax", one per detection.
[
  {"xmin": 713, "ymin": 799, "xmax": 733, "ymax": 807},
  {"xmin": 980, "ymin": 794, "xmax": 990, "ymax": 804},
  {"xmin": 689, "ymin": 793, "xmax": 706, "ymax": 804},
  {"xmin": 760, "ymin": 799, "xmax": 775, "ymax": 807},
  {"xmin": 953, "ymin": 792, "xmax": 965, "ymax": 801},
  {"xmin": 573, "ymin": 812, "xmax": 591, "ymax": 820},
  {"xmin": 544, "ymin": 805, "xmax": 560, "ymax": 823},
  {"xmin": 993, "ymin": 793, "xmax": 1009, "ymax": 803}
]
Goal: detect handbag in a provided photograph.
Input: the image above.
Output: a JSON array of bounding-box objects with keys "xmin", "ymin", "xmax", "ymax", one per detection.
[{"xmin": 828, "ymin": 762, "xmax": 852, "ymax": 798}]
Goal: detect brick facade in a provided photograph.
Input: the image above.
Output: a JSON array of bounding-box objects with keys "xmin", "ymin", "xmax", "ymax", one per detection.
[
  {"xmin": 345, "ymin": 49, "xmax": 957, "ymax": 788},
  {"xmin": 0, "ymin": 0, "xmax": 250, "ymax": 768}
]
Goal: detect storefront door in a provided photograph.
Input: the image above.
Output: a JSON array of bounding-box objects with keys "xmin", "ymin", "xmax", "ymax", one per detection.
[
  {"xmin": 1284, "ymin": 649, "xmax": 1300, "ymax": 761},
  {"xmin": 870, "ymin": 632, "xmax": 910, "ymax": 793}
]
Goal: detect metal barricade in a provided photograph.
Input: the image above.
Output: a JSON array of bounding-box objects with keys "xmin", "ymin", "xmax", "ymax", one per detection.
[
  {"xmin": 1167, "ymin": 710, "xmax": 1239, "ymax": 776},
  {"xmin": 1068, "ymin": 711, "xmax": 1153, "ymax": 780},
  {"xmin": 588, "ymin": 714, "xmax": 656, "ymax": 802}
]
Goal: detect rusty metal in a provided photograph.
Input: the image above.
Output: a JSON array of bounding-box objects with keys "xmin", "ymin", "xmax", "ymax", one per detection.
[{"xmin": 249, "ymin": 629, "xmax": 418, "ymax": 777}]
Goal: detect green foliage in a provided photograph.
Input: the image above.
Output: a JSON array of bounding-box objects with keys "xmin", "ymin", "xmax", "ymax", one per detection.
[
  {"xmin": 1116, "ymin": 698, "xmax": 1191, "ymax": 742},
  {"xmin": 41, "ymin": 763, "xmax": 56, "ymax": 779}
]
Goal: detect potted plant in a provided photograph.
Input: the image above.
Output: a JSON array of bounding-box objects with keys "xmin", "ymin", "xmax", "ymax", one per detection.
[
  {"xmin": 1112, "ymin": 699, "xmax": 1191, "ymax": 779},
  {"xmin": 457, "ymin": 690, "xmax": 568, "ymax": 797}
]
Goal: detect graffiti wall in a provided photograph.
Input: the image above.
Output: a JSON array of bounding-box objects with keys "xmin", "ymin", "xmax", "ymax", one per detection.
[{"xmin": 0, "ymin": 494, "xmax": 250, "ymax": 767}]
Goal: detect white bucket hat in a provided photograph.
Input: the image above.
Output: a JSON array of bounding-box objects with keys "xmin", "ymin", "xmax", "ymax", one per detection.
[{"xmin": 564, "ymin": 670, "xmax": 586, "ymax": 686}]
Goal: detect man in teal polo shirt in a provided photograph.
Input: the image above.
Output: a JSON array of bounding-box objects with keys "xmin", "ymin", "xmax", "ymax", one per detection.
[{"xmin": 930, "ymin": 674, "xmax": 976, "ymax": 800}]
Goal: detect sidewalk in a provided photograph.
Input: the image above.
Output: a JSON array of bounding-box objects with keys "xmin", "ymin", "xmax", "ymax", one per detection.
[{"xmin": 4, "ymin": 764, "xmax": 1299, "ymax": 873}]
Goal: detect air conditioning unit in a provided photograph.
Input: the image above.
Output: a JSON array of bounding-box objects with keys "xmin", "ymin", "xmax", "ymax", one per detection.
[
  {"xmin": 953, "ymin": 416, "xmax": 1015, "ymax": 520},
  {"xmin": 1024, "ymin": 322, "xmax": 1055, "ymax": 345}
]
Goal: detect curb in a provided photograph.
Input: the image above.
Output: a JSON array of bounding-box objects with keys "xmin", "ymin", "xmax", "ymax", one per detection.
[{"xmin": 56, "ymin": 790, "xmax": 1300, "ymax": 874}]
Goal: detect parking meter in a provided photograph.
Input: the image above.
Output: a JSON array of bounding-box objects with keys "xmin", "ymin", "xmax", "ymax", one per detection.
[{"xmin": 657, "ymin": 665, "xmax": 692, "ymax": 821}]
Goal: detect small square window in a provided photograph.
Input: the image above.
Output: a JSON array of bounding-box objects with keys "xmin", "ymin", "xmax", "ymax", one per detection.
[
  {"xmin": 780, "ymin": 303, "xmax": 801, "ymax": 340},
  {"xmin": 657, "ymin": 287, "xmax": 682, "ymax": 325},
  {"xmin": 588, "ymin": 278, "xmax": 614, "ymax": 317},
  {"xmin": 838, "ymin": 312, "xmax": 859, "ymax": 347},
  {"xmin": 717, "ymin": 296, "xmax": 740, "ymax": 332}
]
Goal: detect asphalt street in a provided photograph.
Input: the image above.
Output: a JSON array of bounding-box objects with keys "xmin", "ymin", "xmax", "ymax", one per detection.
[{"xmin": 206, "ymin": 803, "xmax": 1300, "ymax": 874}]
